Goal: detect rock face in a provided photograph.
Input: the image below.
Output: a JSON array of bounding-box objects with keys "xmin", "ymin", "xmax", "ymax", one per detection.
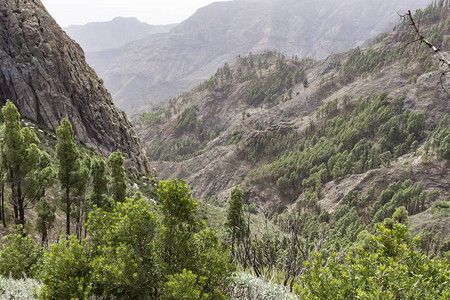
[
  {"xmin": 87, "ymin": 0, "xmax": 431, "ymax": 111},
  {"xmin": 0, "ymin": 0, "xmax": 154, "ymax": 176}
]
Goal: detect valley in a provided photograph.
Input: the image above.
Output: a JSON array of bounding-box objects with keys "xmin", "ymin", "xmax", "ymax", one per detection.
[{"xmin": 0, "ymin": 0, "xmax": 448, "ymax": 299}]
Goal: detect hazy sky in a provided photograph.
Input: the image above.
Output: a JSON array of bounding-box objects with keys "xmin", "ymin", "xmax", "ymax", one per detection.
[{"xmin": 40, "ymin": 0, "xmax": 232, "ymax": 27}]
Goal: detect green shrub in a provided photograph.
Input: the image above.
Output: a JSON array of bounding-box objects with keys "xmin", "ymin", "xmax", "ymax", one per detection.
[
  {"xmin": 0, "ymin": 227, "xmax": 42, "ymax": 279},
  {"xmin": 163, "ymin": 269, "xmax": 208, "ymax": 300},
  {"xmin": 38, "ymin": 236, "xmax": 92, "ymax": 299}
]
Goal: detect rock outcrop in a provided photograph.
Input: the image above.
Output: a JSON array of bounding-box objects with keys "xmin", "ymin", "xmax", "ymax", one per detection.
[{"xmin": 0, "ymin": 0, "xmax": 154, "ymax": 176}]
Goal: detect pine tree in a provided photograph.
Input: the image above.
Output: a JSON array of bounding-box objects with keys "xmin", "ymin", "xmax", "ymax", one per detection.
[
  {"xmin": 73, "ymin": 157, "xmax": 91, "ymax": 241},
  {"xmin": 0, "ymin": 101, "xmax": 40, "ymax": 230},
  {"xmin": 56, "ymin": 119, "xmax": 79, "ymax": 238},
  {"xmin": 36, "ymin": 198, "xmax": 56, "ymax": 247},
  {"xmin": 90, "ymin": 157, "xmax": 110, "ymax": 209},
  {"xmin": 225, "ymin": 186, "xmax": 247, "ymax": 258},
  {"xmin": 108, "ymin": 150, "xmax": 126, "ymax": 203}
]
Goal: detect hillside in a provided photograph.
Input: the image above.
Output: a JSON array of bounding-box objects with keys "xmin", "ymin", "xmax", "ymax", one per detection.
[
  {"xmin": 0, "ymin": 0, "xmax": 153, "ymax": 175},
  {"xmin": 0, "ymin": 2, "xmax": 448, "ymax": 299},
  {"xmin": 64, "ymin": 17, "xmax": 176, "ymax": 53},
  {"xmin": 134, "ymin": 3, "xmax": 450, "ymax": 233},
  {"xmin": 87, "ymin": 0, "xmax": 431, "ymax": 111}
]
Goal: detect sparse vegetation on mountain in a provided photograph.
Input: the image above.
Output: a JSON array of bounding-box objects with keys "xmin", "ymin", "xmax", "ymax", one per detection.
[{"xmin": 0, "ymin": 1, "xmax": 450, "ymax": 299}]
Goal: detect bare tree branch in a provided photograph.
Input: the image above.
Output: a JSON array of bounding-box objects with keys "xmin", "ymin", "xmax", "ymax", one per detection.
[{"xmin": 399, "ymin": 10, "xmax": 450, "ymax": 93}]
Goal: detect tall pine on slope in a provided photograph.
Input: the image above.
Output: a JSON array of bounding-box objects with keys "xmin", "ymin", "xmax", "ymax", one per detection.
[
  {"xmin": 56, "ymin": 119, "xmax": 80, "ymax": 238},
  {"xmin": 90, "ymin": 157, "xmax": 110, "ymax": 209},
  {"xmin": 108, "ymin": 150, "xmax": 127, "ymax": 203},
  {"xmin": 225, "ymin": 186, "xmax": 247, "ymax": 259}
]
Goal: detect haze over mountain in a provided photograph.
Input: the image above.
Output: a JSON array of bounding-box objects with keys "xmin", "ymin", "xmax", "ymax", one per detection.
[
  {"xmin": 0, "ymin": 0, "xmax": 153, "ymax": 175},
  {"xmin": 133, "ymin": 4, "xmax": 450, "ymax": 214},
  {"xmin": 85, "ymin": 0, "xmax": 431, "ymax": 111},
  {"xmin": 64, "ymin": 17, "xmax": 176, "ymax": 53}
]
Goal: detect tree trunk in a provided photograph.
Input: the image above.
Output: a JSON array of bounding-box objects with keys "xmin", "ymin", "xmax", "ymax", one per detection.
[
  {"xmin": 41, "ymin": 229, "xmax": 48, "ymax": 247},
  {"xmin": 76, "ymin": 199, "xmax": 84, "ymax": 242},
  {"xmin": 66, "ymin": 187, "xmax": 71, "ymax": 238},
  {"xmin": 231, "ymin": 226, "xmax": 236, "ymax": 259},
  {"xmin": 11, "ymin": 181, "xmax": 18, "ymax": 222},
  {"xmin": 1, "ymin": 180, "xmax": 5, "ymax": 227},
  {"xmin": 17, "ymin": 179, "xmax": 25, "ymax": 229}
]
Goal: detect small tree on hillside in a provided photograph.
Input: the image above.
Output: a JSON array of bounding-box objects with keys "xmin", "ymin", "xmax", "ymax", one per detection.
[
  {"xmin": 108, "ymin": 150, "xmax": 127, "ymax": 203},
  {"xmin": 225, "ymin": 186, "xmax": 247, "ymax": 258},
  {"xmin": 56, "ymin": 119, "xmax": 80, "ymax": 238},
  {"xmin": 90, "ymin": 157, "xmax": 111, "ymax": 210},
  {"xmin": 73, "ymin": 157, "xmax": 91, "ymax": 241},
  {"xmin": 36, "ymin": 198, "xmax": 56, "ymax": 247},
  {"xmin": 0, "ymin": 101, "xmax": 42, "ymax": 230}
]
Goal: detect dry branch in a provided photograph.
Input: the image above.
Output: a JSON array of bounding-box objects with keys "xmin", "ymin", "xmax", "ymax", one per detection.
[{"xmin": 400, "ymin": 10, "xmax": 449, "ymax": 92}]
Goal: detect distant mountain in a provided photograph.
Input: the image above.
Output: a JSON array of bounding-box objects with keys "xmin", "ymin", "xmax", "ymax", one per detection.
[
  {"xmin": 86, "ymin": 0, "xmax": 432, "ymax": 111},
  {"xmin": 64, "ymin": 17, "xmax": 176, "ymax": 52},
  {"xmin": 0, "ymin": 0, "xmax": 154, "ymax": 175},
  {"xmin": 133, "ymin": 4, "xmax": 450, "ymax": 217}
]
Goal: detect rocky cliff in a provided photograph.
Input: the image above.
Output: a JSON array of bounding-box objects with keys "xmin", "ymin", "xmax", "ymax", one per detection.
[{"xmin": 0, "ymin": 0, "xmax": 154, "ymax": 175}]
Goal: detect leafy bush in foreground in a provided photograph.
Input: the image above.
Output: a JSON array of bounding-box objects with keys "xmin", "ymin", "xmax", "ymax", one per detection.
[{"xmin": 298, "ymin": 222, "xmax": 450, "ymax": 299}]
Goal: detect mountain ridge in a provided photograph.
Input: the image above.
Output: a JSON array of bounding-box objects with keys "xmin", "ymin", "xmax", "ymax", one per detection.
[
  {"xmin": 133, "ymin": 5, "xmax": 450, "ymax": 215},
  {"xmin": 86, "ymin": 0, "xmax": 431, "ymax": 111},
  {"xmin": 64, "ymin": 17, "xmax": 176, "ymax": 53}
]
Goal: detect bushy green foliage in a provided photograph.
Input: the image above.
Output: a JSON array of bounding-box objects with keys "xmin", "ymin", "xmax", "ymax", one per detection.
[
  {"xmin": 340, "ymin": 47, "xmax": 394, "ymax": 84},
  {"xmin": 163, "ymin": 269, "xmax": 208, "ymax": 300},
  {"xmin": 146, "ymin": 107, "xmax": 221, "ymax": 162},
  {"xmin": 38, "ymin": 235, "xmax": 92, "ymax": 299},
  {"xmin": 0, "ymin": 100, "xmax": 46, "ymax": 228},
  {"xmin": 157, "ymin": 180, "xmax": 234, "ymax": 298},
  {"xmin": 147, "ymin": 137, "xmax": 201, "ymax": 161},
  {"xmin": 298, "ymin": 223, "xmax": 450, "ymax": 299},
  {"xmin": 56, "ymin": 119, "xmax": 80, "ymax": 237},
  {"xmin": 246, "ymin": 55, "xmax": 299, "ymax": 106},
  {"xmin": 90, "ymin": 157, "xmax": 111, "ymax": 209},
  {"xmin": 135, "ymin": 108, "xmax": 171, "ymax": 126},
  {"xmin": 88, "ymin": 197, "xmax": 158, "ymax": 298},
  {"xmin": 371, "ymin": 179, "xmax": 439, "ymax": 223},
  {"xmin": 225, "ymin": 186, "xmax": 247, "ymax": 257},
  {"xmin": 35, "ymin": 198, "xmax": 56, "ymax": 246},
  {"xmin": 36, "ymin": 180, "xmax": 233, "ymax": 299},
  {"xmin": 0, "ymin": 226, "xmax": 42, "ymax": 279}
]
